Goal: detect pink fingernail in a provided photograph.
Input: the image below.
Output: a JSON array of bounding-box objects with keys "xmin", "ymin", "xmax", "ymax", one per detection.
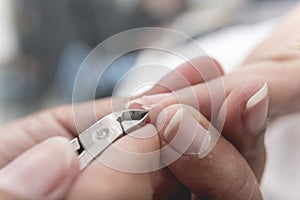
[
  {"xmin": 126, "ymin": 93, "xmax": 171, "ymax": 109},
  {"xmin": 163, "ymin": 108, "xmax": 211, "ymax": 158},
  {"xmin": 244, "ymin": 83, "xmax": 269, "ymax": 135}
]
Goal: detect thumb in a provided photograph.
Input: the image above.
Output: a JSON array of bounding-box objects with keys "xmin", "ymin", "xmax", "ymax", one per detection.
[
  {"xmin": 0, "ymin": 189, "xmax": 25, "ymax": 200},
  {"xmin": 0, "ymin": 137, "xmax": 79, "ymax": 200},
  {"xmin": 157, "ymin": 105, "xmax": 262, "ymax": 199}
]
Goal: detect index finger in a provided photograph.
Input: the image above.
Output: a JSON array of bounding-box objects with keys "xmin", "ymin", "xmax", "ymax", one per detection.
[{"xmin": 143, "ymin": 56, "xmax": 224, "ymax": 96}]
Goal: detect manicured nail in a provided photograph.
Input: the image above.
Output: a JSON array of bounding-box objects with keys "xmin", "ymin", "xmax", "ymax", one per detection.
[
  {"xmin": 163, "ymin": 108, "xmax": 211, "ymax": 158},
  {"xmin": 0, "ymin": 137, "xmax": 77, "ymax": 199},
  {"xmin": 126, "ymin": 93, "xmax": 171, "ymax": 109},
  {"xmin": 244, "ymin": 83, "xmax": 269, "ymax": 135}
]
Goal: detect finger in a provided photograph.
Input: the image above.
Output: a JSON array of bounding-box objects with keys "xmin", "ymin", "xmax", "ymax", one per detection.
[
  {"xmin": 126, "ymin": 58, "xmax": 226, "ymax": 119},
  {"xmin": 128, "ymin": 76, "xmax": 225, "ymax": 121},
  {"xmin": 0, "ymin": 137, "xmax": 79, "ymax": 200},
  {"xmin": 152, "ymin": 168, "xmax": 190, "ymax": 200},
  {"xmin": 141, "ymin": 56, "xmax": 224, "ymax": 96},
  {"xmin": 67, "ymin": 124, "xmax": 160, "ymax": 200},
  {"xmin": 156, "ymin": 104, "xmax": 262, "ymax": 200},
  {"xmin": 222, "ymin": 61, "xmax": 300, "ymax": 118},
  {"xmin": 147, "ymin": 82, "xmax": 269, "ymax": 181},
  {"xmin": 0, "ymin": 97, "xmax": 126, "ymax": 168},
  {"xmin": 130, "ymin": 77, "xmax": 269, "ymax": 182},
  {"xmin": 129, "ymin": 57, "xmax": 300, "ymax": 121},
  {"xmin": 0, "ymin": 189, "xmax": 25, "ymax": 200},
  {"xmin": 217, "ymin": 82, "xmax": 269, "ymax": 181}
]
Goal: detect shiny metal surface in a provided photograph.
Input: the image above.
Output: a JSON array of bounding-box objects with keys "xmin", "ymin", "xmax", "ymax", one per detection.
[{"xmin": 70, "ymin": 109, "xmax": 149, "ymax": 170}]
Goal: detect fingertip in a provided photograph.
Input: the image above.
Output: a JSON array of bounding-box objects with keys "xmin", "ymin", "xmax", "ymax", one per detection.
[
  {"xmin": 218, "ymin": 81, "xmax": 269, "ymax": 141},
  {"xmin": 211, "ymin": 57, "xmax": 225, "ymax": 75},
  {"xmin": 0, "ymin": 137, "xmax": 79, "ymax": 199},
  {"xmin": 157, "ymin": 104, "xmax": 262, "ymax": 199},
  {"xmin": 217, "ymin": 81, "xmax": 268, "ymax": 181}
]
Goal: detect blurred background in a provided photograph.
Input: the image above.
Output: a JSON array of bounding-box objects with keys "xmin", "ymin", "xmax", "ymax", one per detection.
[
  {"xmin": 0, "ymin": 0, "xmax": 297, "ymax": 123},
  {"xmin": 0, "ymin": 0, "xmax": 299, "ymax": 199}
]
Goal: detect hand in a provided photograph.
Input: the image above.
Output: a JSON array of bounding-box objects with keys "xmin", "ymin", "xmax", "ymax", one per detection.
[
  {"xmin": 133, "ymin": 4, "xmax": 300, "ymax": 183},
  {"xmin": 130, "ymin": 56, "xmax": 269, "ymax": 182},
  {"xmin": 0, "ymin": 100, "xmax": 263, "ymax": 200},
  {"xmin": 126, "ymin": 56, "xmax": 270, "ymax": 199},
  {"xmin": 0, "ymin": 137, "xmax": 79, "ymax": 200},
  {"xmin": 152, "ymin": 104, "xmax": 263, "ymax": 200},
  {"xmin": 236, "ymin": 3, "xmax": 300, "ymax": 118},
  {"xmin": 0, "ymin": 88, "xmax": 266, "ymax": 200},
  {"xmin": 0, "ymin": 98, "xmax": 161, "ymax": 199},
  {"xmin": 130, "ymin": 6, "xmax": 300, "ymax": 192}
]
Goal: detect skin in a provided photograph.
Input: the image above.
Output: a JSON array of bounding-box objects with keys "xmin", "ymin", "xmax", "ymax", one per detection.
[
  {"xmin": 1, "ymin": 3, "xmax": 300, "ymax": 200},
  {"xmin": 0, "ymin": 96, "xmax": 263, "ymax": 200},
  {"xmin": 135, "ymin": 4, "xmax": 300, "ymax": 198},
  {"xmin": 139, "ymin": 57, "xmax": 269, "ymax": 182},
  {"xmin": 140, "ymin": 4, "xmax": 300, "ymax": 185}
]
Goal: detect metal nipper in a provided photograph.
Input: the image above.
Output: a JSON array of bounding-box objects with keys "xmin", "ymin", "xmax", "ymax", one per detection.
[{"xmin": 70, "ymin": 109, "xmax": 149, "ymax": 170}]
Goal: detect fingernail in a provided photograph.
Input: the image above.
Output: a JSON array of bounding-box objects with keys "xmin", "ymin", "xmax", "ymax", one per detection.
[
  {"xmin": 0, "ymin": 137, "xmax": 77, "ymax": 199},
  {"xmin": 163, "ymin": 108, "xmax": 211, "ymax": 158},
  {"xmin": 244, "ymin": 83, "xmax": 269, "ymax": 135},
  {"xmin": 126, "ymin": 93, "xmax": 171, "ymax": 109}
]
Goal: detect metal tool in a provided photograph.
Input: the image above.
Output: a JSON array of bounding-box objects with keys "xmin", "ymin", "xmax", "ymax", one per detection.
[{"xmin": 70, "ymin": 109, "xmax": 149, "ymax": 170}]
